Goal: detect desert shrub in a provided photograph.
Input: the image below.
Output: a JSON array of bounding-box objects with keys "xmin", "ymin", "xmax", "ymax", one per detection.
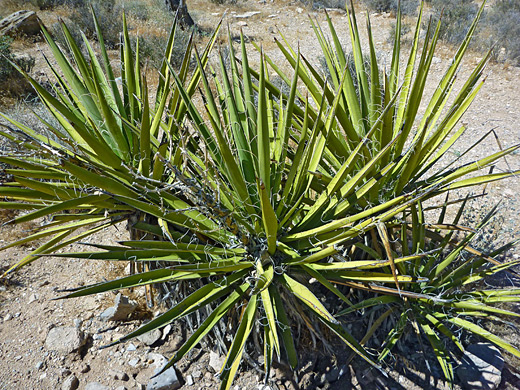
[
  {"xmin": 362, "ymin": 0, "xmax": 419, "ymax": 15},
  {"xmin": 0, "ymin": 37, "xmax": 35, "ymax": 101},
  {"xmin": 133, "ymin": 27, "xmax": 191, "ymax": 70},
  {"xmin": 124, "ymin": 0, "xmax": 150, "ymax": 21},
  {"xmin": 1, "ymin": 3, "xmax": 519, "ymax": 389},
  {"xmin": 0, "ymin": 36, "xmax": 14, "ymax": 82},
  {"xmin": 66, "ymin": 0, "xmax": 123, "ymax": 48},
  {"xmin": 479, "ymin": 0, "xmax": 520, "ymax": 65},
  {"xmin": 21, "ymin": 0, "xmax": 66, "ymax": 9},
  {"xmin": 209, "ymin": 0, "xmax": 238, "ymax": 4},
  {"xmin": 387, "ymin": 20, "xmax": 412, "ymax": 44},
  {"xmin": 428, "ymin": 0, "xmax": 479, "ymax": 45}
]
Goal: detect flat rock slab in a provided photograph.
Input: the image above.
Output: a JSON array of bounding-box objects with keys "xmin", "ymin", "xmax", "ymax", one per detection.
[
  {"xmin": 457, "ymin": 343, "xmax": 504, "ymax": 390},
  {"xmin": 0, "ymin": 10, "xmax": 42, "ymax": 38},
  {"xmin": 45, "ymin": 326, "xmax": 86, "ymax": 355}
]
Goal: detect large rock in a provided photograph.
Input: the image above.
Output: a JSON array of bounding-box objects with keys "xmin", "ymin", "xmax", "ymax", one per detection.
[
  {"xmin": 457, "ymin": 343, "xmax": 504, "ymax": 389},
  {"xmin": 100, "ymin": 293, "xmax": 138, "ymax": 322},
  {"xmin": 0, "ymin": 11, "xmax": 42, "ymax": 38},
  {"xmin": 45, "ymin": 326, "xmax": 86, "ymax": 354}
]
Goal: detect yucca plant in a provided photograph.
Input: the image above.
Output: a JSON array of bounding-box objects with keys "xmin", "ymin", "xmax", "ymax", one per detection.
[
  {"xmin": 339, "ymin": 197, "xmax": 520, "ymax": 384},
  {"xmin": 1, "ymin": 1, "xmax": 519, "ymax": 389}
]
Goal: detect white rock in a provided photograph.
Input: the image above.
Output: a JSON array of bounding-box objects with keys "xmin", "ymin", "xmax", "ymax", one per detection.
[
  {"xmin": 45, "ymin": 326, "xmax": 86, "ymax": 354},
  {"xmin": 161, "ymin": 325, "xmax": 172, "ymax": 341},
  {"xmin": 137, "ymin": 328, "xmax": 162, "ymax": 346},
  {"xmin": 28, "ymin": 293, "xmax": 38, "ymax": 303},
  {"xmin": 234, "ymin": 11, "xmax": 260, "ymax": 19},
  {"xmin": 209, "ymin": 351, "xmax": 225, "ymax": 373},
  {"xmin": 128, "ymin": 357, "xmax": 140, "ymax": 367},
  {"xmin": 85, "ymin": 383, "xmax": 110, "ymax": 390},
  {"xmin": 146, "ymin": 353, "xmax": 180, "ymax": 390},
  {"xmin": 100, "ymin": 293, "xmax": 138, "ymax": 322},
  {"xmin": 237, "ymin": 21, "xmax": 247, "ymax": 27}
]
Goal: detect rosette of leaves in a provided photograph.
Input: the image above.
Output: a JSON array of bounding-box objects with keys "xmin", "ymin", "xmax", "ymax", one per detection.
[{"xmin": 1, "ymin": 1, "xmax": 519, "ymax": 389}]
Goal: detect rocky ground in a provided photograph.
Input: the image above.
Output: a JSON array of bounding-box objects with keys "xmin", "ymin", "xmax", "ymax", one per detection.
[{"xmin": 1, "ymin": 1, "xmax": 520, "ymax": 389}]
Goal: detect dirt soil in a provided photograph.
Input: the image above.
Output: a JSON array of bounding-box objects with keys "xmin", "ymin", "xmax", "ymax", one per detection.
[{"xmin": 1, "ymin": 1, "xmax": 520, "ymax": 390}]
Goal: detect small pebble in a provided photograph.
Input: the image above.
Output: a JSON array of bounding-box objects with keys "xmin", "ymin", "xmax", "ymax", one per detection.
[{"xmin": 128, "ymin": 358, "xmax": 140, "ymax": 367}]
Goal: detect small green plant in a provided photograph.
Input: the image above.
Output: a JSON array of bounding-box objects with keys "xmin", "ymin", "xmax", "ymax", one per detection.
[{"xmin": 0, "ymin": 2, "xmax": 519, "ymax": 389}]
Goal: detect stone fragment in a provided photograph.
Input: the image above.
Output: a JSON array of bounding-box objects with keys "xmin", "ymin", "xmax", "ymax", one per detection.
[
  {"xmin": 0, "ymin": 11, "xmax": 42, "ymax": 38},
  {"xmin": 35, "ymin": 361, "xmax": 44, "ymax": 370},
  {"xmin": 85, "ymin": 383, "xmax": 110, "ymax": 390},
  {"xmin": 100, "ymin": 293, "xmax": 138, "ymax": 322},
  {"xmin": 45, "ymin": 326, "xmax": 86, "ymax": 354},
  {"xmin": 457, "ymin": 343, "xmax": 504, "ymax": 390},
  {"xmin": 128, "ymin": 357, "xmax": 140, "ymax": 367},
  {"xmin": 115, "ymin": 387, "xmax": 128, "ymax": 390},
  {"xmin": 233, "ymin": 11, "xmax": 260, "ymax": 18},
  {"xmin": 237, "ymin": 21, "xmax": 247, "ymax": 27},
  {"xmin": 61, "ymin": 375, "xmax": 79, "ymax": 390},
  {"xmin": 127, "ymin": 343, "xmax": 137, "ymax": 351},
  {"xmin": 137, "ymin": 328, "xmax": 162, "ymax": 346},
  {"xmin": 59, "ymin": 368, "xmax": 71, "ymax": 378},
  {"xmin": 79, "ymin": 363, "xmax": 90, "ymax": 373},
  {"xmin": 208, "ymin": 351, "xmax": 224, "ymax": 373},
  {"xmin": 28, "ymin": 293, "xmax": 38, "ymax": 303},
  {"xmin": 161, "ymin": 325, "xmax": 172, "ymax": 341},
  {"xmin": 110, "ymin": 369, "xmax": 129, "ymax": 381},
  {"xmin": 185, "ymin": 375, "xmax": 193, "ymax": 386},
  {"xmin": 146, "ymin": 354, "xmax": 181, "ymax": 390}
]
